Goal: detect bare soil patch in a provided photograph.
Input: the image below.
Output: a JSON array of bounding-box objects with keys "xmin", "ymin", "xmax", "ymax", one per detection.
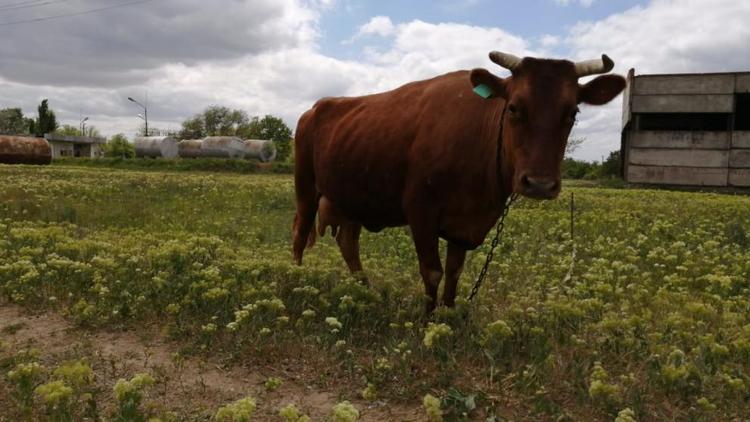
[{"xmin": 0, "ymin": 304, "xmax": 421, "ymax": 421}]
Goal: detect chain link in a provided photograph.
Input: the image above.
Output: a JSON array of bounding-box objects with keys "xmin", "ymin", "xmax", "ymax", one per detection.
[{"xmin": 468, "ymin": 193, "xmax": 518, "ymax": 301}]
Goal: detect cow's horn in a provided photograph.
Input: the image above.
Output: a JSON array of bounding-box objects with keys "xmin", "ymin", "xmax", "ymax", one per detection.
[
  {"xmin": 489, "ymin": 51, "xmax": 522, "ymax": 71},
  {"xmin": 574, "ymin": 54, "xmax": 614, "ymax": 77}
]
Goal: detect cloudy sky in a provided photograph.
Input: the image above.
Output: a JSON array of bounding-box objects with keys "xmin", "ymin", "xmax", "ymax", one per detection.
[{"xmin": 2, "ymin": 0, "xmax": 749, "ymax": 160}]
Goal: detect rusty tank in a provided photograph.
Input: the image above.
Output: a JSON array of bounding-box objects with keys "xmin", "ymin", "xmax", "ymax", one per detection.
[{"xmin": 0, "ymin": 135, "xmax": 52, "ymax": 165}]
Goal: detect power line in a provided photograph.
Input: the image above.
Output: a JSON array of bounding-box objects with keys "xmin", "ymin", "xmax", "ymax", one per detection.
[
  {"xmin": 0, "ymin": 0, "xmax": 65, "ymax": 9},
  {"xmin": 0, "ymin": 0, "xmax": 72, "ymax": 12},
  {"xmin": 0, "ymin": 0, "xmax": 153, "ymax": 26},
  {"xmin": 0, "ymin": 0, "xmax": 42, "ymax": 7}
]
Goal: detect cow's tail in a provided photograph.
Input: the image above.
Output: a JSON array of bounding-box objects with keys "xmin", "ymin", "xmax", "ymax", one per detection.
[{"xmin": 292, "ymin": 108, "xmax": 319, "ymax": 264}]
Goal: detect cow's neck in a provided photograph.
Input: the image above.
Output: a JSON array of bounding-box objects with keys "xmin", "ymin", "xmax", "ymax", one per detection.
[{"xmin": 495, "ymin": 104, "xmax": 515, "ymax": 206}]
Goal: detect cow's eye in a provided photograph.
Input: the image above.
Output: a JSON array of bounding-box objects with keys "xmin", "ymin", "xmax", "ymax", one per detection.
[{"xmin": 508, "ymin": 104, "xmax": 521, "ymax": 119}]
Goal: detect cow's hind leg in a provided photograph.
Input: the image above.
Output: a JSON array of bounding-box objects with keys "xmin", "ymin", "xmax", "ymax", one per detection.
[
  {"xmin": 442, "ymin": 241, "xmax": 467, "ymax": 307},
  {"xmin": 409, "ymin": 214, "xmax": 443, "ymax": 314},
  {"xmin": 336, "ymin": 222, "xmax": 368, "ymax": 284},
  {"xmin": 293, "ymin": 199, "xmax": 317, "ymax": 265},
  {"xmin": 292, "ymin": 108, "xmax": 319, "ymax": 265},
  {"xmin": 292, "ymin": 169, "xmax": 318, "ymax": 265}
]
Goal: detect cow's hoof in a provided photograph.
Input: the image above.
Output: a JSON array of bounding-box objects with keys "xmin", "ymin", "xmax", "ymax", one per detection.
[
  {"xmin": 354, "ymin": 272, "xmax": 370, "ymax": 287},
  {"xmin": 424, "ymin": 301, "xmax": 437, "ymax": 316}
]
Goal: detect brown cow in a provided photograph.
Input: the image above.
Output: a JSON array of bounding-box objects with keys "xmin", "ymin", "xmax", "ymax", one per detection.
[{"xmin": 293, "ymin": 51, "xmax": 626, "ymax": 312}]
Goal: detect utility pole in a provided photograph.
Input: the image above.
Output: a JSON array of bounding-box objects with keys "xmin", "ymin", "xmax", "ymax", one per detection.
[
  {"xmin": 128, "ymin": 94, "xmax": 148, "ymax": 136},
  {"xmin": 79, "ymin": 116, "xmax": 89, "ymax": 136}
]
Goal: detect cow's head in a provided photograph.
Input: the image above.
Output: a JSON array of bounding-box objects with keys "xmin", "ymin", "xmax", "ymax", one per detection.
[{"xmin": 470, "ymin": 52, "xmax": 625, "ymax": 199}]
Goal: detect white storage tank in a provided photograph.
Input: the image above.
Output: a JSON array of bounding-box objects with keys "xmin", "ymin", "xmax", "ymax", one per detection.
[
  {"xmin": 134, "ymin": 136, "xmax": 179, "ymax": 158},
  {"xmin": 177, "ymin": 137, "xmax": 246, "ymax": 159},
  {"xmin": 202, "ymin": 136, "xmax": 245, "ymax": 158},
  {"xmin": 243, "ymin": 139, "xmax": 276, "ymax": 162}
]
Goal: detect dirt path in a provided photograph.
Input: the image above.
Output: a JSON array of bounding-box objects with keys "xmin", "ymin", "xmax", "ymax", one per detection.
[{"xmin": 0, "ymin": 304, "xmax": 422, "ymax": 421}]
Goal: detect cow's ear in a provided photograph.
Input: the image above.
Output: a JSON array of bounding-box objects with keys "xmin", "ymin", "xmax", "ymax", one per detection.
[
  {"xmin": 469, "ymin": 68, "xmax": 507, "ymax": 99},
  {"xmin": 579, "ymin": 74, "xmax": 626, "ymax": 105}
]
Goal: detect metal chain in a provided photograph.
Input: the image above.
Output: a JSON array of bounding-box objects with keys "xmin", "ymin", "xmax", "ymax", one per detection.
[
  {"xmin": 467, "ymin": 102, "xmax": 513, "ymax": 302},
  {"xmin": 468, "ymin": 192, "xmax": 518, "ymax": 301}
]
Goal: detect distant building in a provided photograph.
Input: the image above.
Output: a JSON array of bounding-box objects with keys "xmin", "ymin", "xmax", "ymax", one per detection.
[
  {"xmin": 44, "ymin": 134, "xmax": 106, "ymax": 158},
  {"xmin": 621, "ymin": 70, "xmax": 750, "ymax": 188}
]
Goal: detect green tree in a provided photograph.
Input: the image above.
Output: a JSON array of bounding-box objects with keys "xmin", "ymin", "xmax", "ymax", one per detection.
[
  {"xmin": 179, "ymin": 106, "xmax": 251, "ymax": 139},
  {"xmin": 245, "ymin": 115, "xmax": 293, "ymax": 161},
  {"xmin": 179, "ymin": 116, "xmax": 205, "ymax": 139},
  {"xmin": 565, "ymin": 136, "xmax": 585, "ymax": 157},
  {"xmin": 53, "ymin": 124, "xmax": 82, "ymax": 136},
  {"xmin": 29, "ymin": 99, "xmax": 59, "ymax": 136},
  {"xmin": 104, "ymin": 133, "xmax": 135, "ymax": 158},
  {"xmin": 600, "ymin": 150, "xmax": 621, "ymax": 178},
  {"xmin": 0, "ymin": 108, "xmax": 32, "ymax": 135},
  {"xmin": 52, "ymin": 124, "xmax": 102, "ymax": 138},
  {"xmin": 83, "ymin": 125, "xmax": 102, "ymax": 139},
  {"xmin": 562, "ymin": 157, "xmax": 595, "ymax": 179}
]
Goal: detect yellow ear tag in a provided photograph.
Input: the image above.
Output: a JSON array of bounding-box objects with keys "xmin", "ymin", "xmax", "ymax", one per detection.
[{"xmin": 473, "ymin": 84, "xmax": 494, "ymax": 99}]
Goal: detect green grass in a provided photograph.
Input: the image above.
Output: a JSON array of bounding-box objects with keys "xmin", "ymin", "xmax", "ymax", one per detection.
[
  {"xmin": 1, "ymin": 164, "xmax": 749, "ymax": 420},
  {"xmin": 52, "ymin": 156, "xmax": 293, "ymax": 174}
]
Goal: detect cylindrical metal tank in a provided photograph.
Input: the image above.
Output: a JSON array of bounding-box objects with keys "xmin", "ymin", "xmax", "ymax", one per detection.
[
  {"xmin": 201, "ymin": 136, "xmax": 246, "ymax": 159},
  {"xmin": 178, "ymin": 137, "xmax": 247, "ymax": 159},
  {"xmin": 243, "ymin": 139, "xmax": 276, "ymax": 162},
  {"xmin": 177, "ymin": 139, "xmax": 205, "ymax": 158},
  {"xmin": 134, "ymin": 136, "xmax": 179, "ymax": 158},
  {"xmin": 0, "ymin": 136, "xmax": 52, "ymax": 165}
]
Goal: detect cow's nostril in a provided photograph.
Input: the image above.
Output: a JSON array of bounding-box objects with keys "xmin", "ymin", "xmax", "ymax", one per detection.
[{"xmin": 523, "ymin": 176, "xmax": 558, "ymax": 193}]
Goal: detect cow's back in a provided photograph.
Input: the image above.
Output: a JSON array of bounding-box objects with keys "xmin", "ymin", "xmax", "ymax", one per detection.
[{"xmin": 298, "ymin": 70, "xmax": 505, "ymax": 231}]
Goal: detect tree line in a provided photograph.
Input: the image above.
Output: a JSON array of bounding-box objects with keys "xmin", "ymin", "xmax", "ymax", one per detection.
[
  {"xmin": 0, "ymin": 101, "xmax": 294, "ymax": 161},
  {"xmin": 562, "ymin": 137, "xmax": 621, "ymax": 180},
  {"xmin": 0, "ymin": 99, "xmax": 59, "ymax": 137},
  {"xmin": 178, "ymin": 106, "xmax": 292, "ymax": 161}
]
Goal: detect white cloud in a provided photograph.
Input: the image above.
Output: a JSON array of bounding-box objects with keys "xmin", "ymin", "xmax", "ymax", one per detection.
[
  {"xmin": 539, "ymin": 34, "xmax": 561, "ymax": 48},
  {"xmin": 564, "ymin": 0, "xmax": 750, "ymax": 160},
  {"xmin": 357, "ymin": 16, "xmax": 397, "ymax": 38},
  {"xmin": 3, "ymin": 14, "xmax": 534, "ymax": 140},
  {"xmin": 360, "ymin": 19, "xmax": 531, "ymax": 83},
  {"xmin": 568, "ymin": 0, "xmax": 750, "ymax": 74},
  {"xmin": 0, "ymin": 0, "xmax": 322, "ymax": 88}
]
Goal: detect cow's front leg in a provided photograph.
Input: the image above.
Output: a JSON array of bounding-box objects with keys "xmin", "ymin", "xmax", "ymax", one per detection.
[
  {"xmin": 442, "ymin": 241, "xmax": 467, "ymax": 307},
  {"xmin": 409, "ymin": 217, "xmax": 443, "ymax": 314}
]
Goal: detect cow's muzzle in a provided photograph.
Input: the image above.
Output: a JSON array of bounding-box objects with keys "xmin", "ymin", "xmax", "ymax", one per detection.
[{"xmin": 519, "ymin": 174, "xmax": 560, "ymax": 199}]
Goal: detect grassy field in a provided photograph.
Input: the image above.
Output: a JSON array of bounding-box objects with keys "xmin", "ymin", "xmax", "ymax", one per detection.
[
  {"xmin": 1, "ymin": 165, "xmax": 749, "ymax": 421},
  {"xmin": 52, "ymin": 157, "xmax": 293, "ymax": 174}
]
